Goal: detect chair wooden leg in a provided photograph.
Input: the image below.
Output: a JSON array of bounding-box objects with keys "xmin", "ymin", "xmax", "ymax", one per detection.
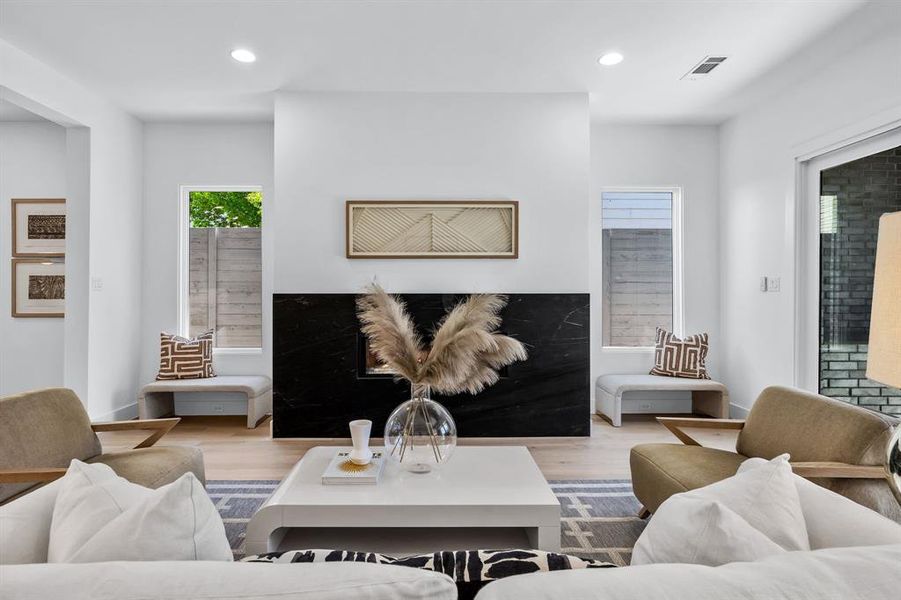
[{"xmin": 638, "ymin": 506, "xmax": 651, "ymax": 519}]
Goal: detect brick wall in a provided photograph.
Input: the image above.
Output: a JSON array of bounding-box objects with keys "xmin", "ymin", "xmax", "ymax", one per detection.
[
  {"xmin": 819, "ymin": 145, "xmax": 901, "ymax": 415},
  {"xmin": 820, "ymin": 343, "xmax": 901, "ymax": 415}
]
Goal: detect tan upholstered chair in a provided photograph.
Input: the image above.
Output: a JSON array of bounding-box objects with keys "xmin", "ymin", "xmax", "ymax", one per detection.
[
  {"xmin": 0, "ymin": 388, "xmax": 205, "ymax": 505},
  {"xmin": 630, "ymin": 385, "xmax": 901, "ymax": 522}
]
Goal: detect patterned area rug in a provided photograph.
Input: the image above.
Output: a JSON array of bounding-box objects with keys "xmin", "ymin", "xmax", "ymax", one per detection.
[{"xmin": 207, "ymin": 479, "xmax": 646, "ymax": 566}]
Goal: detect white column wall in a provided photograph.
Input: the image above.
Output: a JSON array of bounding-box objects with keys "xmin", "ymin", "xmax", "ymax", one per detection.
[{"xmin": 0, "ymin": 122, "xmax": 68, "ymax": 395}]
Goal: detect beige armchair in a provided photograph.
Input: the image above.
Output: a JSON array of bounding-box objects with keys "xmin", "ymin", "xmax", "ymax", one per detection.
[
  {"xmin": 630, "ymin": 385, "xmax": 900, "ymax": 522},
  {"xmin": 0, "ymin": 388, "xmax": 204, "ymax": 505}
]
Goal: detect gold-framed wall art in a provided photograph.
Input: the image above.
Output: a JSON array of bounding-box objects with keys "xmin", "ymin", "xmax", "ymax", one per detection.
[
  {"xmin": 346, "ymin": 200, "xmax": 519, "ymax": 259},
  {"xmin": 11, "ymin": 258, "xmax": 65, "ymax": 318},
  {"xmin": 12, "ymin": 198, "xmax": 66, "ymax": 257}
]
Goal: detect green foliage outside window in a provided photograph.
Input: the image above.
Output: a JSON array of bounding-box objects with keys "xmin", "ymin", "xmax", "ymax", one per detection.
[{"xmin": 189, "ymin": 191, "xmax": 262, "ymax": 228}]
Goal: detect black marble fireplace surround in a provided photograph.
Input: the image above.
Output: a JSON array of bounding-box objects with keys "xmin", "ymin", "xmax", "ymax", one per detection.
[{"xmin": 272, "ymin": 293, "xmax": 590, "ymax": 438}]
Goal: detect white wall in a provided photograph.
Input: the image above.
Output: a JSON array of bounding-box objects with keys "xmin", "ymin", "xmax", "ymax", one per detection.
[
  {"xmin": 140, "ymin": 123, "xmax": 274, "ymax": 391},
  {"xmin": 274, "ymin": 92, "xmax": 592, "ymax": 410},
  {"xmin": 590, "ymin": 124, "xmax": 720, "ymax": 410},
  {"xmin": 1, "ymin": 41, "xmax": 144, "ymax": 419},
  {"xmin": 274, "ymin": 92, "xmax": 590, "ymax": 294},
  {"xmin": 719, "ymin": 3, "xmax": 901, "ymax": 411},
  {"xmin": 0, "ymin": 121, "xmax": 68, "ymax": 395},
  {"xmin": 64, "ymin": 127, "xmax": 90, "ymax": 402}
]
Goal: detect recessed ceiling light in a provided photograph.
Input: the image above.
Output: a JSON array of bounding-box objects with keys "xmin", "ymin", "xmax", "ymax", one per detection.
[
  {"xmin": 230, "ymin": 48, "xmax": 256, "ymax": 64},
  {"xmin": 598, "ymin": 52, "xmax": 624, "ymax": 67}
]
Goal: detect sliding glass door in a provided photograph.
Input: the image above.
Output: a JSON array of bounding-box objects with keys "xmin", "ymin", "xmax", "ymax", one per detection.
[{"xmin": 817, "ymin": 143, "xmax": 901, "ymax": 415}]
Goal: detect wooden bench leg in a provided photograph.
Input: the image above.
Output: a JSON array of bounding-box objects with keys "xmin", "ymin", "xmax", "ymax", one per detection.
[{"xmin": 691, "ymin": 390, "xmax": 728, "ymax": 419}]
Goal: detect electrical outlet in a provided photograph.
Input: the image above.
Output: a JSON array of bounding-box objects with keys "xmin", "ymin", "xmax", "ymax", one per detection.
[
  {"xmin": 769, "ymin": 277, "xmax": 781, "ymax": 292},
  {"xmin": 212, "ymin": 404, "xmax": 224, "ymax": 413},
  {"xmin": 91, "ymin": 277, "xmax": 103, "ymax": 291},
  {"xmin": 640, "ymin": 402, "xmax": 652, "ymax": 410}
]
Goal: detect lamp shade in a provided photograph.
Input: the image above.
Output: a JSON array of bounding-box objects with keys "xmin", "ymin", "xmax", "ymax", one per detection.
[{"xmin": 867, "ymin": 211, "xmax": 901, "ymax": 388}]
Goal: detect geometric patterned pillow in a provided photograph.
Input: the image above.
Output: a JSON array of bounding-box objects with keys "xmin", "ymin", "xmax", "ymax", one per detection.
[
  {"xmin": 156, "ymin": 330, "xmax": 215, "ymax": 380},
  {"xmin": 242, "ymin": 549, "xmax": 615, "ymax": 600},
  {"xmin": 649, "ymin": 327, "xmax": 710, "ymax": 379}
]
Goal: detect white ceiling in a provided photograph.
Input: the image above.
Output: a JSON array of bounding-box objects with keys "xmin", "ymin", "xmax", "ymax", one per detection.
[
  {"xmin": 0, "ymin": 99, "xmax": 46, "ymax": 122},
  {"xmin": 0, "ymin": 0, "xmax": 866, "ymax": 123}
]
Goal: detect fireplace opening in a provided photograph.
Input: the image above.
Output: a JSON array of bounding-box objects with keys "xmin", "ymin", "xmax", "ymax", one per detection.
[{"xmin": 356, "ymin": 333, "xmax": 425, "ymax": 378}]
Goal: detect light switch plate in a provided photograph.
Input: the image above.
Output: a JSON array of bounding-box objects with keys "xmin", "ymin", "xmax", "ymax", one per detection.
[
  {"xmin": 91, "ymin": 277, "xmax": 103, "ymax": 291},
  {"xmin": 760, "ymin": 277, "xmax": 768, "ymax": 292}
]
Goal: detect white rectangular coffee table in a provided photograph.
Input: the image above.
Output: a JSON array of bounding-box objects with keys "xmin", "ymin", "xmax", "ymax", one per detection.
[{"xmin": 245, "ymin": 446, "xmax": 560, "ymax": 556}]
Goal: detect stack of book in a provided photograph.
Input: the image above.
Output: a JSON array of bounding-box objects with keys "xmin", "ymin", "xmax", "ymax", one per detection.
[{"xmin": 321, "ymin": 450, "xmax": 386, "ymax": 485}]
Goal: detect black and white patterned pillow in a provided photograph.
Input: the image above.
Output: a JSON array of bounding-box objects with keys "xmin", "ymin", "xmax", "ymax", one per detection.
[{"xmin": 243, "ymin": 548, "xmax": 615, "ymax": 600}]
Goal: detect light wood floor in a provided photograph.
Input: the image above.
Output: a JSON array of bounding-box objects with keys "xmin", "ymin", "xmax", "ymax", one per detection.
[{"xmin": 99, "ymin": 414, "xmax": 738, "ymax": 481}]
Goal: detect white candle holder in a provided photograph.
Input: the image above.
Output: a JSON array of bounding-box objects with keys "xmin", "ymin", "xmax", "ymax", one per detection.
[{"xmin": 349, "ymin": 419, "xmax": 373, "ymax": 465}]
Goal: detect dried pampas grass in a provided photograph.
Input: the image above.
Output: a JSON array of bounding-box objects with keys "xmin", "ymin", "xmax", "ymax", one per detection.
[
  {"xmin": 356, "ymin": 286, "xmax": 424, "ymax": 383},
  {"xmin": 356, "ymin": 285, "xmax": 528, "ymax": 395}
]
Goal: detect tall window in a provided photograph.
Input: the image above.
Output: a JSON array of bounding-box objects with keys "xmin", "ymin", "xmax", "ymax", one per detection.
[
  {"xmin": 601, "ymin": 189, "xmax": 681, "ymax": 347},
  {"xmin": 180, "ymin": 187, "xmax": 262, "ymax": 349}
]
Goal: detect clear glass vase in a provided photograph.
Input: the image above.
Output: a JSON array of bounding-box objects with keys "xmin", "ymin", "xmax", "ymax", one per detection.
[{"xmin": 383, "ymin": 384, "xmax": 457, "ymax": 473}]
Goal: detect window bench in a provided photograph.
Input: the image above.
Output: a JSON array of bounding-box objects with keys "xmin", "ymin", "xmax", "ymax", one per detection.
[
  {"xmin": 596, "ymin": 374, "xmax": 729, "ymax": 427},
  {"xmin": 138, "ymin": 375, "xmax": 272, "ymax": 429}
]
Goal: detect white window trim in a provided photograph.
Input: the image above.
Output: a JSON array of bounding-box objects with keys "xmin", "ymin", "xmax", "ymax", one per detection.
[
  {"xmin": 178, "ymin": 185, "xmax": 263, "ymax": 353},
  {"xmin": 599, "ymin": 186, "xmax": 684, "ymax": 351},
  {"xmin": 794, "ymin": 126, "xmax": 901, "ymax": 392}
]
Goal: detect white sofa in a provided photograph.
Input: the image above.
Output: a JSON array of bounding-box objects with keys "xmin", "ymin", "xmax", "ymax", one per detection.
[
  {"xmin": 1, "ymin": 561, "xmax": 456, "ymax": 600},
  {"xmin": 476, "ymin": 544, "xmax": 901, "ymax": 600},
  {"xmin": 0, "ymin": 465, "xmax": 456, "ymax": 600},
  {"xmin": 478, "ymin": 459, "xmax": 901, "ymax": 599},
  {"xmin": 3, "ymin": 458, "xmax": 899, "ymax": 600}
]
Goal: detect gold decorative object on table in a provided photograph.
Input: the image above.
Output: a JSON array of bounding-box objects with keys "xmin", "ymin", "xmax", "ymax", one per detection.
[
  {"xmin": 321, "ymin": 451, "xmax": 385, "ymax": 485},
  {"xmin": 338, "ymin": 460, "xmax": 374, "ymax": 473}
]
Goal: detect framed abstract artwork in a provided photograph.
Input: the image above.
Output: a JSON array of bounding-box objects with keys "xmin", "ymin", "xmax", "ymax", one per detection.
[
  {"xmin": 11, "ymin": 258, "xmax": 65, "ymax": 318},
  {"xmin": 346, "ymin": 200, "xmax": 519, "ymax": 259},
  {"xmin": 12, "ymin": 198, "xmax": 66, "ymax": 257}
]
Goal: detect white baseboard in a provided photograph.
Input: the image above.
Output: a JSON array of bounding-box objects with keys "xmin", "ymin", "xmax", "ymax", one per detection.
[
  {"xmin": 93, "ymin": 402, "xmax": 138, "ymax": 422},
  {"xmin": 730, "ymin": 403, "xmax": 750, "ymax": 419}
]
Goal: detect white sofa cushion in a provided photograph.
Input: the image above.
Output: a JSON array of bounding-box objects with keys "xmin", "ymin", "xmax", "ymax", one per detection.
[
  {"xmin": 681, "ymin": 454, "xmax": 809, "ymax": 551},
  {"xmin": 0, "ymin": 561, "xmax": 457, "ymax": 600},
  {"xmin": 738, "ymin": 456, "xmax": 901, "ymax": 549},
  {"xmin": 0, "ymin": 479, "xmax": 62, "ymax": 565},
  {"xmin": 475, "ymin": 544, "xmax": 901, "ymax": 600},
  {"xmin": 632, "ymin": 454, "xmax": 808, "ymax": 566},
  {"xmin": 631, "ymin": 495, "xmax": 786, "ymax": 566},
  {"xmin": 48, "ymin": 460, "xmax": 231, "ymax": 563}
]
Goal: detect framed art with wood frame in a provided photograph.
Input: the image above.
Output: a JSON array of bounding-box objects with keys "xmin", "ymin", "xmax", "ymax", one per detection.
[
  {"xmin": 11, "ymin": 258, "xmax": 65, "ymax": 318},
  {"xmin": 12, "ymin": 198, "xmax": 66, "ymax": 257},
  {"xmin": 346, "ymin": 200, "xmax": 519, "ymax": 259}
]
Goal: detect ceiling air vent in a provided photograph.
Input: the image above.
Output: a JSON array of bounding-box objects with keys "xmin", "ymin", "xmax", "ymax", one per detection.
[{"xmin": 681, "ymin": 56, "xmax": 728, "ymax": 80}]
